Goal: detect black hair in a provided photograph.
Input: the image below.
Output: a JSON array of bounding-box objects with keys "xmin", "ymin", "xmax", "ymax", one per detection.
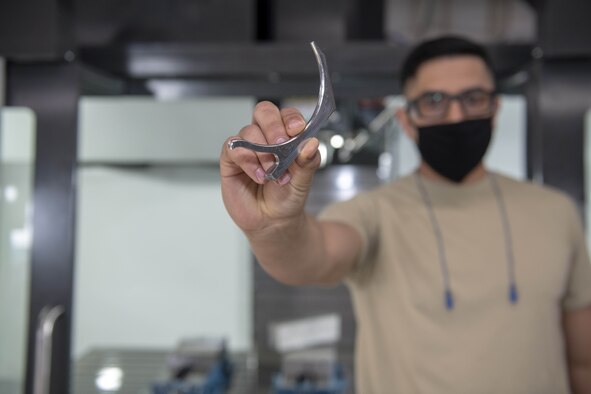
[{"xmin": 400, "ymin": 36, "xmax": 496, "ymax": 91}]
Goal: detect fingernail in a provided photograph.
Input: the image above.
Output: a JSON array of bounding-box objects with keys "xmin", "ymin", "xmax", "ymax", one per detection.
[
  {"xmin": 275, "ymin": 137, "xmax": 287, "ymax": 144},
  {"xmin": 278, "ymin": 172, "xmax": 291, "ymax": 185},
  {"xmin": 289, "ymin": 118, "xmax": 305, "ymax": 130},
  {"xmin": 255, "ymin": 168, "xmax": 266, "ymax": 182}
]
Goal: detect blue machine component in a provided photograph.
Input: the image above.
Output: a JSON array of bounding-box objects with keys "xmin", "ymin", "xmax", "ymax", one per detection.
[
  {"xmin": 152, "ymin": 358, "xmax": 233, "ymax": 394},
  {"xmin": 271, "ymin": 365, "xmax": 347, "ymax": 394}
]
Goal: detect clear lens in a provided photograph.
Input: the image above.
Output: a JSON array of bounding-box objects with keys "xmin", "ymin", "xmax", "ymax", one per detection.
[
  {"xmin": 409, "ymin": 89, "xmax": 495, "ymax": 120},
  {"xmin": 416, "ymin": 92, "xmax": 449, "ymax": 119},
  {"xmin": 460, "ymin": 90, "xmax": 493, "ymax": 116}
]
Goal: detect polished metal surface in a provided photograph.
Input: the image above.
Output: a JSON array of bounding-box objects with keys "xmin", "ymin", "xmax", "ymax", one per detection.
[
  {"xmin": 7, "ymin": 62, "xmax": 79, "ymax": 394},
  {"xmin": 228, "ymin": 41, "xmax": 336, "ymax": 181},
  {"xmin": 33, "ymin": 305, "xmax": 65, "ymax": 394}
]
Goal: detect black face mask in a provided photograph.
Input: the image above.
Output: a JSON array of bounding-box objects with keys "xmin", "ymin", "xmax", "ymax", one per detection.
[{"xmin": 417, "ymin": 117, "xmax": 492, "ymax": 183}]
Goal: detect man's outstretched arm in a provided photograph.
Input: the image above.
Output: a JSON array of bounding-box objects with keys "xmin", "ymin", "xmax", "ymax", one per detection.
[
  {"xmin": 220, "ymin": 101, "xmax": 362, "ymax": 286},
  {"xmin": 247, "ymin": 214, "xmax": 362, "ymax": 286}
]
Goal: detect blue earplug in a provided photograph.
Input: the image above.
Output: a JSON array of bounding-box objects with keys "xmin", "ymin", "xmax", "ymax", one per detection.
[
  {"xmin": 445, "ymin": 289, "xmax": 455, "ymax": 311},
  {"xmin": 509, "ymin": 283, "xmax": 519, "ymax": 304}
]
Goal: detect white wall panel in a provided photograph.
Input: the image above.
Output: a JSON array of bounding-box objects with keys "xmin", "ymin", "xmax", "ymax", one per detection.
[
  {"xmin": 78, "ymin": 97, "xmax": 254, "ymax": 163},
  {"xmin": 73, "ymin": 167, "xmax": 251, "ymax": 357}
]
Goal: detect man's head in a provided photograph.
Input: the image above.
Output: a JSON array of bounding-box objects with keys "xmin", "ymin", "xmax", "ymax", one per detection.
[
  {"xmin": 400, "ymin": 36, "xmax": 496, "ymax": 94},
  {"xmin": 395, "ymin": 36, "xmax": 500, "ymax": 183}
]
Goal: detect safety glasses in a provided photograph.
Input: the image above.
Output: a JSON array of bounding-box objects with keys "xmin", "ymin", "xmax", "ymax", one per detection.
[{"xmin": 407, "ymin": 88, "xmax": 497, "ymax": 121}]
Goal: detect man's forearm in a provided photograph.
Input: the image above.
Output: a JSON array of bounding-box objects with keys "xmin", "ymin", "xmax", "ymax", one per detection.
[
  {"xmin": 570, "ymin": 364, "xmax": 591, "ymax": 394},
  {"xmin": 246, "ymin": 213, "xmax": 360, "ymax": 286},
  {"xmin": 563, "ymin": 306, "xmax": 591, "ymax": 394},
  {"xmin": 247, "ymin": 213, "xmax": 333, "ymax": 285}
]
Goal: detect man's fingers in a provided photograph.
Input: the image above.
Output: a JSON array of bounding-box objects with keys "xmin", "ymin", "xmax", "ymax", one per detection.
[
  {"xmin": 252, "ymin": 101, "xmax": 289, "ymax": 145},
  {"xmin": 221, "ymin": 137, "xmax": 265, "ymax": 184},
  {"xmin": 251, "ymin": 101, "xmax": 307, "ymax": 143},
  {"xmin": 296, "ymin": 138, "xmax": 321, "ymax": 167},
  {"xmin": 224, "ymin": 102, "xmax": 310, "ymax": 186},
  {"xmin": 221, "ymin": 124, "xmax": 275, "ymax": 184},
  {"xmin": 237, "ymin": 123, "xmax": 278, "ymax": 172},
  {"xmin": 280, "ymin": 108, "xmax": 306, "ymax": 137}
]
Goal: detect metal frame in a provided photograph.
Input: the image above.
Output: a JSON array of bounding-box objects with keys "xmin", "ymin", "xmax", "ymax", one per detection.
[
  {"xmin": 526, "ymin": 0, "xmax": 591, "ymax": 212},
  {"xmin": 527, "ymin": 59, "xmax": 591, "ymax": 210},
  {"xmin": 79, "ymin": 42, "xmax": 534, "ymax": 98},
  {"xmin": 6, "ymin": 61, "xmax": 79, "ymax": 394}
]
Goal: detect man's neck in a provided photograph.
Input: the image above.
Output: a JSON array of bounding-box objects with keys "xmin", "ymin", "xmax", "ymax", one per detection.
[{"xmin": 418, "ymin": 162, "xmax": 487, "ymax": 184}]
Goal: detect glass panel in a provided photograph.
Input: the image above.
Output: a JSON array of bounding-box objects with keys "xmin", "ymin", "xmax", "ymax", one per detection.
[
  {"xmin": 0, "ymin": 107, "xmax": 36, "ymax": 394},
  {"xmin": 71, "ymin": 97, "xmax": 255, "ymax": 394}
]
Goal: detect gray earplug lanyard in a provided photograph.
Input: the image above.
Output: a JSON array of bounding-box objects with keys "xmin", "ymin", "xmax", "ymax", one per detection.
[{"xmin": 414, "ymin": 172, "xmax": 519, "ymax": 310}]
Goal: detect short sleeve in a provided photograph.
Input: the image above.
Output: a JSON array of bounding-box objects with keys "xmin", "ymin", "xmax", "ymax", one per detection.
[
  {"xmin": 317, "ymin": 194, "xmax": 379, "ymax": 283},
  {"xmin": 561, "ymin": 201, "xmax": 591, "ymax": 311}
]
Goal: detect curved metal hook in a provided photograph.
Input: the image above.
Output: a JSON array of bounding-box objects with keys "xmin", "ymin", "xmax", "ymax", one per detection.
[{"xmin": 228, "ymin": 41, "xmax": 336, "ymax": 181}]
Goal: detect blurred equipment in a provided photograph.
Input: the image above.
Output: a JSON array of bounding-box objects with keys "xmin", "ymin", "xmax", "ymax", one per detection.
[
  {"xmin": 152, "ymin": 337, "xmax": 233, "ymax": 394},
  {"xmin": 384, "ymin": 0, "xmax": 536, "ymax": 44},
  {"xmin": 272, "ymin": 348, "xmax": 346, "ymax": 394},
  {"xmin": 269, "ymin": 315, "xmax": 347, "ymax": 394}
]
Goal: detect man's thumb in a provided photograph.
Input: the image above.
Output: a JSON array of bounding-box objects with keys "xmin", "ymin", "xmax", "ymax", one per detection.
[{"xmin": 289, "ymin": 138, "xmax": 321, "ymax": 191}]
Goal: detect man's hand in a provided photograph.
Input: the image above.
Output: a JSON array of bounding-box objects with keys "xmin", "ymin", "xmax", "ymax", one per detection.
[
  {"xmin": 219, "ymin": 101, "xmax": 361, "ymax": 286},
  {"xmin": 220, "ymin": 101, "xmax": 321, "ymax": 236}
]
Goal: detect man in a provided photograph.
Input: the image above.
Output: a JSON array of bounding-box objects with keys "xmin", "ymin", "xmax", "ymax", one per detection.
[{"xmin": 220, "ymin": 36, "xmax": 591, "ymax": 393}]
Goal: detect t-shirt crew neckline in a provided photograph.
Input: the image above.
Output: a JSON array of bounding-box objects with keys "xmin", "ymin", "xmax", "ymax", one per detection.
[{"xmin": 414, "ymin": 169, "xmax": 494, "ymax": 203}]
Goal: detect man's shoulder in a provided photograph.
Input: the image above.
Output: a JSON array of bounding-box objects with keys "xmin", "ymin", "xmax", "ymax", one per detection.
[
  {"xmin": 318, "ymin": 173, "xmax": 417, "ymax": 216},
  {"xmin": 493, "ymin": 171, "xmax": 575, "ymax": 211}
]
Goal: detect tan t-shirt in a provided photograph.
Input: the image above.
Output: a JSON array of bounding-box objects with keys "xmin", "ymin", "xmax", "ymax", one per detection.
[{"xmin": 319, "ymin": 171, "xmax": 591, "ymax": 394}]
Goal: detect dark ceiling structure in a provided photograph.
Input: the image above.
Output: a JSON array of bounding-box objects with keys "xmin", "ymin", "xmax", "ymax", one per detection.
[{"xmin": 0, "ymin": 0, "xmax": 548, "ymax": 97}]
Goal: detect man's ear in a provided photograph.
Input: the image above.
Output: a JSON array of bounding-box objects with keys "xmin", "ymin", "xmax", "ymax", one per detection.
[
  {"xmin": 395, "ymin": 107, "xmax": 418, "ymax": 142},
  {"xmin": 491, "ymin": 96, "xmax": 501, "ymax": 130}
]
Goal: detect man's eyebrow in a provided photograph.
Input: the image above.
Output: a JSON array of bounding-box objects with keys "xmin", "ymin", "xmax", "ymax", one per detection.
[{"xmin": 413, "ymin": 85, "xmax": 492, "ymax": 96}]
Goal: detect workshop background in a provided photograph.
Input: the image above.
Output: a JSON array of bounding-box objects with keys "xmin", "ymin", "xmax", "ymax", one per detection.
[{"xmin": 1, "ymin": 0, "xmax": 591, "ymax": 393}]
